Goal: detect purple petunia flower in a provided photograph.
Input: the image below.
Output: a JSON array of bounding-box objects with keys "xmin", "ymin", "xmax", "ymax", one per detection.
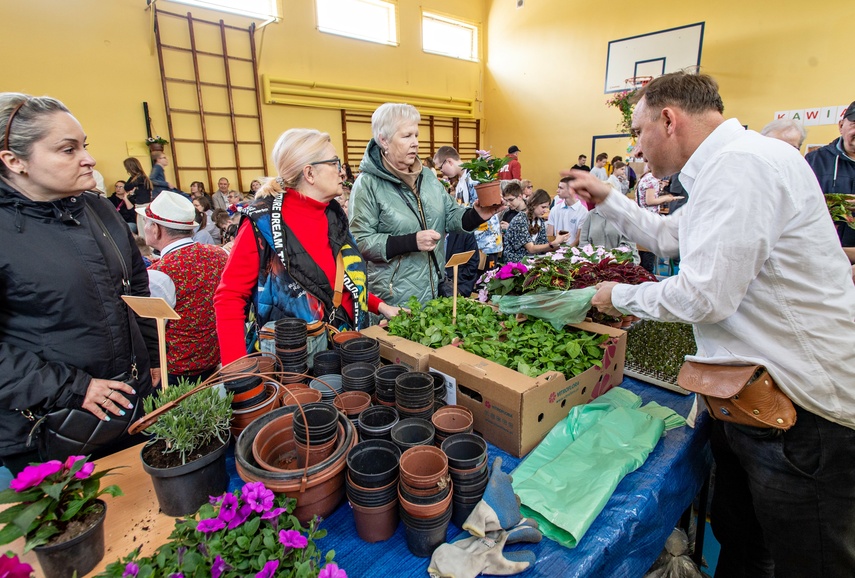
[
  {"xmin": 227, "ymin": 504, "xmax": 252, "ymax": 530},
  {"xmin": 319, "ymin": 562, "xmax": 348, "ymax": 578},
  {"xmin": 10, "ymin": 461, "xmax": 63, "ymax": 492},
  {"xmin": 211, "ymin": 555, "xmax": 231, "ymax": 578},
  {"xmin": 122, "ymin": 562, "xmax": 139, "ymax": 577},
  {"xmin": 478, "ymin": 288, "xmax": 489, "ymax": 303},
  {"xmin": 218, "ymin": 493, "xmax": 239, "ymax": 523},
  {"xmin": 261, "ymin": 507, "xmax": 286, "ymax": 520},
  {"xmin": 255, "ymin": 560, "xmax": 279, "ymax": 578},
  {"xmin": 168, "ymin": 574, "xmax": 183, "ymax": 578},
  {"xmin": 278, "ymin": 529, "xmax": 308, "ymax": 549},
  {"xmin": 196, "ymin": 518, "xmax": 226, "ymax": 533},
  {"xmin": 241, "ymin": 482, "xmax": 274, "ymax": 513}
]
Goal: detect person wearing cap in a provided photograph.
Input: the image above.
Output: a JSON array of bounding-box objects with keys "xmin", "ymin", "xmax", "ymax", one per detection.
[
  {"xmin": 806, "ymin": 101, "xmax": 855, "ymax": 259},
  {"xmin": 140, "ymin": 192, "xmax": 228, "ymax": 386},
  {"xmin": 0, "ymin": 92, "xmax": 158, "ymax": 473},
  {"xmin": 497, "ymin": 145, "xmax": 522, "ymax": 180}
]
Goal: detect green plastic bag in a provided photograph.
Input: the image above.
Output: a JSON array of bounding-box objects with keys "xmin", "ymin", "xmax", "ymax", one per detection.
[
  {"xmin": 511, "ymin": 388, "xmax": 673, "ymax": 548},
  {"xmin": 492, "ymin": 287, "xmax": 596, "ymax": 330}
]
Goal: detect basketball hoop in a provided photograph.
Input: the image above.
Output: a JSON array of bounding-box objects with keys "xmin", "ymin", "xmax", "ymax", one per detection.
[{"xmin": 624, "ymin": 75, "xmax": 654, "ymax": 89}]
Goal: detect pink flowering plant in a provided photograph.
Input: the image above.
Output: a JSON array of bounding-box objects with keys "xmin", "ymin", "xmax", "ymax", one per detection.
[
  {"xmin": 98, "ymin": 481, "xmax": 342, "ymax": 578},
  {"xmin": 476, "ymin": 245, "xmax": 635, "ymax": 302},
  {"xmin": 0, "ymin": 456, "xmax": 123, "ymax": 552},
  {"xmin": 0, "ymin": 552, "xmax": 34, "ymax": 578}
]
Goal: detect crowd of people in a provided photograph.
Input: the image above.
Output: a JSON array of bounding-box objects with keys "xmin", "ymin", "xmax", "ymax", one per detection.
[{"xmin": 1, "ymin": 75, "xmax": 854, "ymax": 577}]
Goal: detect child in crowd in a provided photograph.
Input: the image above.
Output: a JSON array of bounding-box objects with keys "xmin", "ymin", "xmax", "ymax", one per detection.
[{"xmin": 607, "ymin": 161, "xmax": 629, "ymax": 195}]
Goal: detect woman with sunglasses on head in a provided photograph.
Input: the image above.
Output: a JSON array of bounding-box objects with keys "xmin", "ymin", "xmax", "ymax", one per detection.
[
  {"xmin": 0, "ymin": 93, "xmax": 157, "ymax": 473},
  {"xmin": 214, "ymin": 128, "xmax": 400, "ymax": 364}
]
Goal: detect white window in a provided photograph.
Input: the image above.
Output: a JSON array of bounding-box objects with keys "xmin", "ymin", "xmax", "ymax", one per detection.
[
  {"xmin": 422, "ymin": 12, "xmax": 478, "ymax": 62},
  {"xmin": 315, "ymin": 0, "xmax": 398, "ymax": 46},
  {"xmin": 161, "ymin": 0, "xmax": 280, "ymax": 25}
]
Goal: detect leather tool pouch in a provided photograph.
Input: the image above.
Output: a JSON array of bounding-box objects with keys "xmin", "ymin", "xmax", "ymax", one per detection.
[{"xmin": 677, "ymin": 362, "xmax": 797, "ymax": 430}]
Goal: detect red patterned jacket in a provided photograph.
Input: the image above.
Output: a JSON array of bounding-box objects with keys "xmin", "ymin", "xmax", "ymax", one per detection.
[{"xmin": 150, "ymin": 241, "xmax": 228, "ymax": 374}]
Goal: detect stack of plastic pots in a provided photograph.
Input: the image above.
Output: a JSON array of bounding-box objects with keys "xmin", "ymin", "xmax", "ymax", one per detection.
[
  {"xmin": 339, "ymin": 337, "xmax": 381, "ymax": 368},
  {"xmin": 309, "ymin": 374, "xmax": 343, "ymax": 404},
  {"xmin": 341, "ymin": 362, "xmax": 376, "ymax": 396},
  {"xmin": 374, "ymin": 364, "xmax": 408, "ymax": 406},
  {"xmin": 313, "ymin": 350, "xmax": 341, "ymax": 377},
  {"xmin": 275, "ymin": 318, "xmax": 309, "ymax": 377},
  {"xmin": 333, "ymin": 391, "xmax": 372, "ymax": 429},
  {"xmin": 358, "ymin": 406, "xmax": 400, "ymax": 442},
  {"xmin": 441, "ymin": 433, "xmax": 489, "ymax": 527},
  {"xmin": 391, "ymin": 418, "xmax": 435, "ymax": 452},
  {"xmin": 395, "ymin": 372, "xmax": 435, "ymax": 420},
  {"xmin": 346, "ymin": 439, "xmax": 401, "ymax": 542},
  {"xmin": 429, "ymin": 371, "xmax": 448, "ymax": 409},
  {"xmin": 292, "ymin": 403, "xmax": 341, "ymax": 468},
  {"xmin": 431, "ymin": 405, "xmax": 474, "ymax": 447},
  {"xmin": 398, "ymin": 445, "xmax": 453, "ymax": 557}
]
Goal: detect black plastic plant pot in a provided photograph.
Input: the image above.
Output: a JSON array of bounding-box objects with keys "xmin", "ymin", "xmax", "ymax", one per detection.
[
  {"xmin": 452, "ymin": 473, "xmax": 489, "ymax": 498},
  {"xmin": 342, "ymin": 362, "xmax": 377, "ymax": 391},
  {"xmin": 231, "ymin": 386, "xmax": 273, "ymax": 410},
  {"xmin": 375, "ymin": 364, "xmax": 409, "ymax": 387},
  {"xmin": 340, "ymin": 337, "xmax": 380, "ymax": 365},
  {"xmin": 429, "ymin": 371, "xmax": 446, "ymax": 397},
  {"xmin": 391, "ymin": 418, "xmax": 435, "ymax": 451},
  {"xmin": 346, "ymin": 477, "xmax": 399, "ymax": 507},
  {"xmin": 34, "ymin": 499, "xmax": 106, "ymax": 578},
  {"xmin": 292, "ymin": 403, "xmax": 339, "ymax": 444},
  {"xmin": 224, "ymin": 375, "xmax": 262, "ymax": 394},
  {"xmin": 395, "ymin": 372, "xmax": 435, "ymax": 395},
  {"xmin": 313, "ymin": 350, "xmax": 342, "ymax": 375},
  {"xmin": 359, "ymin": 406, "xmax": 399, "ymax": 435},
  {"xmin": 142, "ymin": 433, "xmax": 231, "ymax": 517},
  {"xmin": 400, "ymin": 506, "xmax": 453, "ymax": 558},
  {"xmin": 275, "ymin": 317, "xmax": 307, "ymax": 339},
  {"xmin": 449, "ymin": 463, "xmax": 489, "ymax": 485},
  {"xmin": 451, "ymin": 495, "xmax": 482, "ymax": 528},
  {"xmin": 347, "ymin": 439, "xmax": 401, "ymax": 488},
  {"xmin": 441, "ymin": 433, "xmax": 488, "ymax": 471},
  {"xmin": 396, "ymin": 408, "xmax": 435, "ymax": 423}
]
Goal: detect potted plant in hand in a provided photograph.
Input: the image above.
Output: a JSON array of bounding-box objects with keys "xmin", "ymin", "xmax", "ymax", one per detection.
[
  {"xmin": 145, "ymin": 135, "xmax": 168, "ymax": 152},
  {"xmin": 0, "ymin": 456, "xmax": 123, "ymax": 578},
  {"xmin": 458, "ymin": 151, "xmax": 511, "ymax": 207},
  {"xmin": 98, "ymin": 481, "xmax": 347, "ymax": 578},
  {"xmin": 140, "ymin": 378, "xmax": 233, "ymax": 517}
]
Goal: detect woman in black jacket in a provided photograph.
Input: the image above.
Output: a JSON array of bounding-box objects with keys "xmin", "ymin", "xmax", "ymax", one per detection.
[
  {"xmin": 0, "ymin": 93, "xmax": 158, "ymax": 474},
  {"xmin": 124, "ymin": 156, "xmax": 153, "ymax": 234}
]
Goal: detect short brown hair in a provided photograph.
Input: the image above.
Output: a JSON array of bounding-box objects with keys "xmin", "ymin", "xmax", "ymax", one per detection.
[
  {"xmin": 596, "ymin": 153, "xmax": 609, "ymax": 162},
  {"xmin": 502, "ymin": 181, "xmax": 523, "ymax": 198},
  {"xmin": 633, "ymin": 72, "xmax": 724, "ymax": 116},
  {"xmin": 433, "ymin": 145, "xmax": 460, "ymax": 166},
  {"xmin": 612, "ymin": 161, "xmax": 626, "ymax": 170}
]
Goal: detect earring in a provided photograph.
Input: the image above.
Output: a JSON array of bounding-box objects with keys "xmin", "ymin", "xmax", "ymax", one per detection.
[{"xmin": 19, "ymin": 170, "xmax": 26, "ymax": 175}]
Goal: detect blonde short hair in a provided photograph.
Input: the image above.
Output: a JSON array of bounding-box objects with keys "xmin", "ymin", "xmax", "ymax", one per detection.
[
  {"xmin": 256, "ymin": 128, "xmax": 332, "ymax": 198},
  {"xmin": 371, "ymin": 103, "xmax": 420, "ymax": 143}
]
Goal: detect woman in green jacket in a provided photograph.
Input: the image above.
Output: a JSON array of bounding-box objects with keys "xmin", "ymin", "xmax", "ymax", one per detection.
[{"xmin": 350, "ymin": 103, "xmax": 500, "ymax": 308}]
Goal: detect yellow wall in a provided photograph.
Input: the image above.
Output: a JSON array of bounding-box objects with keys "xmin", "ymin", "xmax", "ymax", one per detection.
[
  {"xmin": 483, "ymin": 0, "xmax": 852, "ymax": 190},
  {"xmin": 1, "ymin": 0, "xmax": 485, "ymax": 191}
]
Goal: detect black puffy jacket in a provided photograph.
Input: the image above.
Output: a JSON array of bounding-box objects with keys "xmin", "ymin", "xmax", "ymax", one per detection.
[{"xmin": 0, "ymin": 184, "xmax": 158, "ymax": 457}]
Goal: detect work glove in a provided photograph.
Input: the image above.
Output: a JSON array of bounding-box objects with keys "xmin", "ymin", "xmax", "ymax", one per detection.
[
  {"xmin": 427, "ymin": 525, "xmax": 540, "ymax": 578},
  {"xmin": 463, "ymin": 457, "xmax": 530, "ymax": 537}
]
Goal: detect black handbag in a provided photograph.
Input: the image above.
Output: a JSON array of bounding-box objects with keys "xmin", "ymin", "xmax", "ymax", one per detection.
[
  {"xmin": 31, "ymin": 374, "xmax": 146, "ymax": 461},
  {"xmin": 25, "ymin": 204, "xmax": 147, "ymax": 460}
]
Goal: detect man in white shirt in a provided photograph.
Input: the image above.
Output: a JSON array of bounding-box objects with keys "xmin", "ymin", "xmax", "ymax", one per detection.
[
  {"xmin": 546, "ymin": 176, "xmax": 588, "ymax": 247},
  {"xmin": 568, "ymin": 72, "xmax": 855, "ymax": 578}
]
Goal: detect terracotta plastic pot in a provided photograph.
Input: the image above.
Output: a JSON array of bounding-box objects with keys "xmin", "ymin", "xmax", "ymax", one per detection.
[
  {"xmin": 346, "ymin": 471, "xmax": 399, "ymax": 507},
  {"xmin": 332, "ymin": 331, "xmax": 362, "ymax": 349},
  {"xmin": 230, "ymin": 383, "xmax": 280, "ymax": 438},
  {"xmin": 399, "ymin": 445, "xmax": 449, "ymax": 490},
  {"xmin": 281, "ymin": 387, "xmax": 323, "ymax": 406},
  {"xmin": 295, "ymin": 424, "xmax": 341, "ymax": 468},
  {"xmin": 431, "ymin": 405, "xmax": 474, "ymax": 435},
  {"xmin": 221, "ymin": 356, "xmax": 259, "ymax": 376},
  {"xmin": 351, "ymin": 498, "xmax": 400, "ymax": 543},
  {"xmin": 474, "ymin": 181, "xmax": 503, "ymax": 207},
  {"xmin": 334, "ymin": 390, "xmax": 372, "ymax": 418},
  {"xmin": 236, "ymin": 407, "xmax": 358, "ymax": 523},
  {"xmin": 398, "ymin": 479, "xmax": 454, "ymax": 519}
]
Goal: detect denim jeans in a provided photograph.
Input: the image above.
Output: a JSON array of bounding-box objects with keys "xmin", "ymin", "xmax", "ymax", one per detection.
[{"xmin": 710, "ymin": 405, "xmax": 855, "ymax": 578}]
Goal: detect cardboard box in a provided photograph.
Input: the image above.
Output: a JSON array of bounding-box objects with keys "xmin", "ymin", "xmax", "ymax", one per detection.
[
  {"xmin": 360, "ymin": 324, "xmax": 432, "ymax": 372},
  {"xmin": 428, "ymin": 321, "xmax": 626, "ymax": 457}
]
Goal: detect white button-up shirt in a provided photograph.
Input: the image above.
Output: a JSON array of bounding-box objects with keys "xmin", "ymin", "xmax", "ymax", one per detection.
[{"xmin": 600, "ymin": 119, "xmax": 855, "ymax": 428}]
